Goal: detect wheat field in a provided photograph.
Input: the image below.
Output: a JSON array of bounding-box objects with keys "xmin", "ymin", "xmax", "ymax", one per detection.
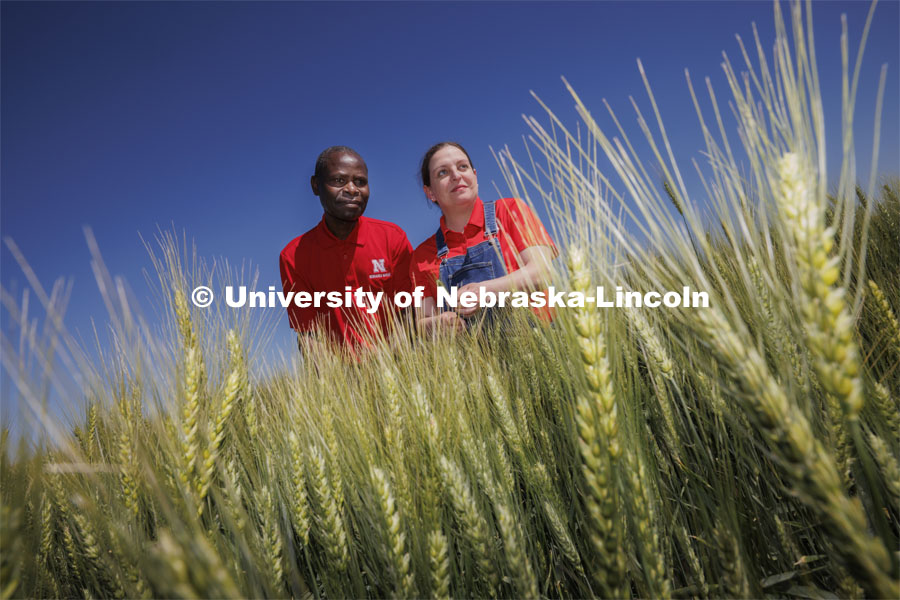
[{"xmin": 1, "ymin": 2, "xmax": 898, "ymax": 599}]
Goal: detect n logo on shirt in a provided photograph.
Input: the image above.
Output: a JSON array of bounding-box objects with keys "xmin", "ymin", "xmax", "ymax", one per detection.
[{"xmin": 371, "ymin": 259, "xmax": 387, "ymax": 274}]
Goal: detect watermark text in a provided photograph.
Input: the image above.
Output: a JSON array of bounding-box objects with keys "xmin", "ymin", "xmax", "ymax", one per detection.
[{"xmin": 191, "ymin": 285, "xmax": 709, "ymax": 310}]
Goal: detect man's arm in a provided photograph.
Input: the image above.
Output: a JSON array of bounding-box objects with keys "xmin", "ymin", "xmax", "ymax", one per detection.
[
  {"xmin": 280, "ymin": 249, "xmax": 319, "ymax": 349},
  {"xmin": 390, "ymin": 231, "xmax": 414, "ymax": 297},
  {"xmin": 381, "ymin": 231, "xmax": 415, "ymax": 337}
]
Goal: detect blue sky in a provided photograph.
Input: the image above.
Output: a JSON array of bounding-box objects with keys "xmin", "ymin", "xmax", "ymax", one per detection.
[{"xmin": 2, "ymin": 1, "xmax": 898, "ymax": 432}]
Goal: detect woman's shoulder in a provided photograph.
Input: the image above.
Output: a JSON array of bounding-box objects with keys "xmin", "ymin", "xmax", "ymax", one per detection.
[
  {"xmin": 492, "ymin": 196, "xmax": 555, "ymax": 249},
  {"xmin": 493, "ymin": 196, "xmax": 528, "ymax": 211},
  {"xmin": 493, "ymin": 197, "xmax": 537, "ymax": 221}
]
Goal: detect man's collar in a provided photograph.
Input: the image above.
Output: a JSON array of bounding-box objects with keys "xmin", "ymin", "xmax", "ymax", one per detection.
[
  {"xmin": 315, "ymin": 216, "xmax": 366, "ymax": 248},
  {"xmin": 439, "ymin": 197, "xmax": 484, "ymax": 236}
]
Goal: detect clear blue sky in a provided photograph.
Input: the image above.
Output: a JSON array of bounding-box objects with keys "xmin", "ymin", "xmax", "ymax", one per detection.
[{"xmin": 2, "ymin": 1, "xmax": 898, "ymax": 432}]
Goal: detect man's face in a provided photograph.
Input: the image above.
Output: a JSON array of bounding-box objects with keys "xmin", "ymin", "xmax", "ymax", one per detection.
[{"xmin": 312, "ymin": 152, "xmax": 369, "ymax": 224}]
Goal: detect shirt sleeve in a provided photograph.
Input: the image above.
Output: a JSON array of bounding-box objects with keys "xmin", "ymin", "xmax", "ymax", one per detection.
[
  {"xmin": 410, "ymin": 252, "xmax": 440, "ymax": 300},
  {"xmin": 499, "ymin": 198, "xmax": 558, "ymax": 256},
  {"xmin": 389, "ymin": 230, "xmax": 414, "ymax": 297}
]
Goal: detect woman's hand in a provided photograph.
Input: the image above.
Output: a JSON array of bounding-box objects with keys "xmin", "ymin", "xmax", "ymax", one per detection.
[
  {"xmin": 417, "ymin": 310, "xmax": 465, "ymax": 332},
  {"xmin": 437, "ymin": 310, "xmax": 466, "ymax": 331},
  {"xmin": 415, "ymin": 297, "xmax": 466, "ymax": 332},
  {"xmin": 456, "ymin": 280, "xmax": 498, "ymax": 317}
]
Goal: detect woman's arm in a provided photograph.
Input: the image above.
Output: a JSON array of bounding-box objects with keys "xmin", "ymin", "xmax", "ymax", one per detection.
[{"xmin": 455, "ymin": 245, "xmax": 555, "ymax": 317}]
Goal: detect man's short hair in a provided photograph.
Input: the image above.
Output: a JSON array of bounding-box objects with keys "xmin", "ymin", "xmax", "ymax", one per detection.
[{"xmin": 314, "ymin": 146, "xmax": 363, "ymax": 182}]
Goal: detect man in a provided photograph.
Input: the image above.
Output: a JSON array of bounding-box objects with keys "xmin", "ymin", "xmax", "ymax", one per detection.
[{"xmin": 279, "ymin": 146, "xmax": 413, "ymax": 348}]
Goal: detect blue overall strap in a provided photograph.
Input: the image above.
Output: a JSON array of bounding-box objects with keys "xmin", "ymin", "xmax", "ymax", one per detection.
[
  {"xmin": 435, "ymin": 226, "xmax": 449, "ymax": 259},
  {"xmin": 483, "ymin": 200, "xmax": 498, "ymax": 237}
]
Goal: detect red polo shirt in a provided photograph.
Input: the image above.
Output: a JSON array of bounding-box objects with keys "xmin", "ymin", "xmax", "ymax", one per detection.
[
  {"xmin": 410, "ymin": 197, "xmax": 557, "ymax": 313},
  {"xmin": 279, "ymin": 216, "xmax": 413, "ymax": 346}
]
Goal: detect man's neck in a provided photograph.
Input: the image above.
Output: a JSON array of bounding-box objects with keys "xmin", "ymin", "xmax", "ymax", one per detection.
[
  {"xmin": 324, "ymin": 214, "xmax": 358, "ymax": 240},
  {"xmin": 443, "ymin": 202, "xmax": 476, "ymax": 233}
]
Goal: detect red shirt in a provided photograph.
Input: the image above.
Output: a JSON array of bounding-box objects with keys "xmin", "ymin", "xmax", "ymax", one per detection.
[
  {"xmin": 279, "ymin": 216, "xmax": 413, "ymax": 346},
  {"xmin": 410, "ymin": 197, "xmax": 557, "ymax": 308}
]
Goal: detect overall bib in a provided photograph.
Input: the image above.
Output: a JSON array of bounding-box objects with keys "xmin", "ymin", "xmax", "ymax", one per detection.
[{"xmin": 435, "ymin": 200, "xmax": 507, "ymax": 327}]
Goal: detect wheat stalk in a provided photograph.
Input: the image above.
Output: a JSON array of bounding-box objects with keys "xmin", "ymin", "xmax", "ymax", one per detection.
[
  {"xmin": 868, "ymin": 432, "xmax": 900, "ymax": 503},
  {"xmin": 867, "ymin": 279, "xmax": 900, "ymax": 359},
  {"xmin": 180, "ymin": 345, "xmax": 204, "ymax": 490},
  {"xmin": 625, "ymin": 447, "xmax": 670, "ymax": 598},
  {"xmin": 118, "ymin": 427, "xmax": 139, "ymax": 519},
  {"xmin": 495, "ymin": 501, "xmax": 538, "ymax": 599},
  {"xmin": 777, "ymin": 153, "xmax": 864, "ymax": 419},
  {"xmin": 715, "ymin": 525, "xmax": 750, "ymax": 598},
  {"xmin": 288, "ymin": 433, "xmax": 310, "ymax": 546},
  {"xmin": 698, "ymin": 306, "xmax": 896, "ymax": 598},
  {"xmin": 371, "ymin": 467, "xmax": 415, "ymax": 598},
  {"xmin": 428, "ymin": 529, "xmax": 451, "ymax": 600},
  {"xmin": 870, "ymin": 382, "xmax": 899, "ymax": 437},
  {"xmin": 258, "ymin": 485, "xmax": 284, "ymax": 590},
  {"xmin": 439, "ymin": 455, "xmax": 498, "ymax": 596},
  {"xmin": 568, "ymin": 246, "xmax": 627, "ymax": 598},
  {"xmin": 197, "ymin": 331, "xmax": 242, "ymax": 511},
  {"xmin": 309, "ymin": 444, "xmax": 349, "ymax": 574}
]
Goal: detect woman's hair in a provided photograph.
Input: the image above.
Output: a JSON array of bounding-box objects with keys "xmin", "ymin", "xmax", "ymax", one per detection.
[{"xmin": 419, "ymin": 142, "xmax": 474, "ymax": 187}]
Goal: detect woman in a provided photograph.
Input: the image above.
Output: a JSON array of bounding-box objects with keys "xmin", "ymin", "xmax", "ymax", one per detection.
[{"xmin": 410, "ymin": 142, "xmax": 557, "ymax": 331}]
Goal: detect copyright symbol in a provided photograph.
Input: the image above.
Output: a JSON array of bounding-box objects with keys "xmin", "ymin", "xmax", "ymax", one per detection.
[{"xmin": 191, "ymin": 286, "xmax": 213, "ymax": 308}]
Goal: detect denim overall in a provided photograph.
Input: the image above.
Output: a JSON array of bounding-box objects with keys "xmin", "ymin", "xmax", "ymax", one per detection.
[{"xmin": 435, "ymin": 200, "xmax": 507, "ymax": 327}]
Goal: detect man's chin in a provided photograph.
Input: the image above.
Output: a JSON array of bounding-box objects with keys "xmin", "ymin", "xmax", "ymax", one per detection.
[{"xmin": 338, "ymin": 209, "xmax": 365, "ymax": 222}]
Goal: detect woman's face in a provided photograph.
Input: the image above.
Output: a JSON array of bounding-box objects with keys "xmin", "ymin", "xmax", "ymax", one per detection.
[{"xmin": 425, "ymin": 145, "xmax": 478, "ymax": 210}]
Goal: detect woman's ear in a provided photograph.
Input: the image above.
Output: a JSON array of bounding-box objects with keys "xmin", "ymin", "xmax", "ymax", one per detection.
[{"xmin": 423, "ymin": 185, "xmax": 436, "ymax": 203}]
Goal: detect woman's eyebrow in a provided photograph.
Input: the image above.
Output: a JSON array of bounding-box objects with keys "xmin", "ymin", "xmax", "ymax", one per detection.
[{"xmin": 432, "ymin": 160, "xmax": 468, "ymax": 173}]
